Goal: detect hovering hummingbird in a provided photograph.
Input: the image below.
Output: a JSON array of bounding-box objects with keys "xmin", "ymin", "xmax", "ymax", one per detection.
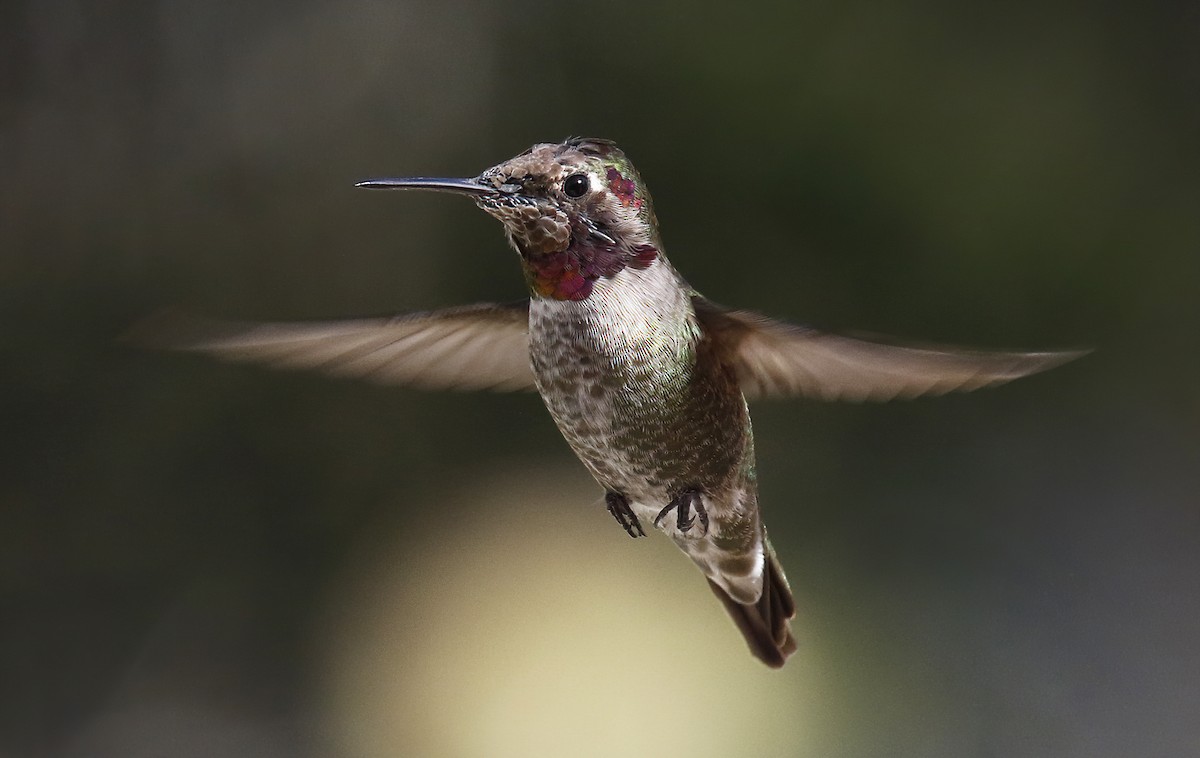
[{"xmin": 137, "ymin": 138, "xmax": 1081, "ymax": 667}]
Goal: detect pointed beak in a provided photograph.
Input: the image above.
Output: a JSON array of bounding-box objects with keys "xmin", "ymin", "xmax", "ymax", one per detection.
[{"xmin": 354, "ymin": 177, "xmax": 498, "ymax": 196}]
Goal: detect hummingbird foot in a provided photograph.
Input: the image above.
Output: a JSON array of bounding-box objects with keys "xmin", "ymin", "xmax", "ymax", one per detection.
[
  {"xmin": 654, "ymin": 488, "xmax": 709, "ymax": 536},
  {"xmin": 605, "ymin": 491, "xmax": 646, "ymax": 538}
]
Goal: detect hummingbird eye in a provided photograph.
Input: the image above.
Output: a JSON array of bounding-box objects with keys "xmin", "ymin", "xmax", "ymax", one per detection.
[{"xmin": 563, "ymin": 173, "xmax": 590, "ymax": 198}]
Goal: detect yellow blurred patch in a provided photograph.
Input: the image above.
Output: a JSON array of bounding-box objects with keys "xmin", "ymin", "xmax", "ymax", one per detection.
[{"xmin": 315, "ymin": 464, "xmax": 815, "ymax": 757}]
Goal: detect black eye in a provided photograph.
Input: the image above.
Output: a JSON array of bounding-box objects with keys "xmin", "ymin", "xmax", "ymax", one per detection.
[{"xmin": 563, "ymin": 173, "xmax": 590, "ymax": 198}]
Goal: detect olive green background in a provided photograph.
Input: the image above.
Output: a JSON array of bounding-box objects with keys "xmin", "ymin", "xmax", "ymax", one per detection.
[{"xmin": 3, "ymin": 2, "xmax": 1197, "ymax": 756}]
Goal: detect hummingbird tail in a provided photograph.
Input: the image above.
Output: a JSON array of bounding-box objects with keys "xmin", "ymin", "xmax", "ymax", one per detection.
[{"xmin": 707, "ymin": 538, "xmax": 797, "ymax": 668}]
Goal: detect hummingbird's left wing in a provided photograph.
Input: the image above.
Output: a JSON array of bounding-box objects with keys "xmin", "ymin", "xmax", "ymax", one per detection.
[
  {"xmin": 125, "ymin": 302, "xmax": 536, "ymax": 391},
  {"xmin": 693, "ymin": 297, "xmax": 1085, "ymax": 402}
]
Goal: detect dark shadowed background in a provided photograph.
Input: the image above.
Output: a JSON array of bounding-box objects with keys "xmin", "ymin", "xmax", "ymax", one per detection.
[{"xmin": 3, "ymin": 2, "xmax": 1198, "ymax": 756}]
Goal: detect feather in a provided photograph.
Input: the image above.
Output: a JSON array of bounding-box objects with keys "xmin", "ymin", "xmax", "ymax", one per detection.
[
  {"xmin": 693, "ymin": 297, "xmax": 1085, "ymax": 402},
  {"xmin": 124, "ymin": 302, "xmax": 536, "ymax": 392}
]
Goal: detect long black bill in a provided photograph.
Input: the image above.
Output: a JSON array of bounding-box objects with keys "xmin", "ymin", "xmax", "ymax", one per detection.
[{"xmin": 354, "ymin": 177, "xmax": 497, "ymax": 196}]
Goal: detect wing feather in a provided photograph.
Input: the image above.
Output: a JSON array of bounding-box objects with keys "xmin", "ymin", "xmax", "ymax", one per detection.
[
  {"xmin": 693, "ymin": 296, "xmax": 1084, "ymax": 402},
  {"xmin": 126, "ymin": 302, "xmax": 536, "ymax": 392}
]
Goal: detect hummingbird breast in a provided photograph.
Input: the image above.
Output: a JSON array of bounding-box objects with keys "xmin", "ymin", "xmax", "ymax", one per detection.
[{"xmin": 527, "ymin": 260, "xmax": 751, "ymax": 506}]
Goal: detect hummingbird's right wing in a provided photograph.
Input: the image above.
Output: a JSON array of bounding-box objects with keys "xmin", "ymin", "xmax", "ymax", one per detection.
[
  {"xmin": 125, "ymin": 302, "xmax": 536, "ymax": 391},
  {"xmin": 693, "ymin": 297, "xmax": 1085, "ymax": 402}
]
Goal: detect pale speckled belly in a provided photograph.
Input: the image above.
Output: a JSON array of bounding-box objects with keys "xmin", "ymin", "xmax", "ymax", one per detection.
[
  {"xmin": 526, "ymin": 272, "xmax": 766, "ymax": 602},
  {"xmin": 527, "ymin": 295, "xmax": 748, "ymax": 505}
]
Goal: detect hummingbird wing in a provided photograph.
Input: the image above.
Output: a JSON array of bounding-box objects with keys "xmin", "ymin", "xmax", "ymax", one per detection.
[
  {"xmin": 125, "ymin": 302, "xmax": 536, "ymax": 391},
  {"xmin": 693, "ymin": 297, "xmax": 1084, "ymax": 401}
]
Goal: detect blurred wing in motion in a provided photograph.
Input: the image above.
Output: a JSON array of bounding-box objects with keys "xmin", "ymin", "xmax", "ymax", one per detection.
[
  {"xmin": 694, "ymin": 297, "xmax": 1085, "ymax": 402},
  {"xmin": 125, "ymin": 302, "xmax": 536, "ymax": 392}
]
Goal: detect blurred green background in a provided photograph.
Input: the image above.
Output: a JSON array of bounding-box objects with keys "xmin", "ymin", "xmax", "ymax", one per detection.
[{"xmin": 3, "ymin": 2, "xmax": 1198, "ymax": 756}]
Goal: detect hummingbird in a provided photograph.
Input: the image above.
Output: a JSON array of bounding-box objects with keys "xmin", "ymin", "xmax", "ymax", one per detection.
[{"xmin": 136, "ymin": 138, "xmax": 1081, "ymax": 668}]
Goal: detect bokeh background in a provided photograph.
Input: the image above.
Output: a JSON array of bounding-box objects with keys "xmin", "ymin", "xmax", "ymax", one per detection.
[{"xmin": 3, "ymin": 2, "xmax": 1198, "ymax": 756}]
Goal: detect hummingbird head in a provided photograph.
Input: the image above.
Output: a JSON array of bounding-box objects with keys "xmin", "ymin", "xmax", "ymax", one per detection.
[{"xmin": 358, "ymin": 138, "xmax": 662, "ymax": 300}]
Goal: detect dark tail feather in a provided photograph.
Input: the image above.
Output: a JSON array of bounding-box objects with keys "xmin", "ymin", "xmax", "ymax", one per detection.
[{"xmin": 707, "ymin": 540, "xmax": 797, "ymax": 668}]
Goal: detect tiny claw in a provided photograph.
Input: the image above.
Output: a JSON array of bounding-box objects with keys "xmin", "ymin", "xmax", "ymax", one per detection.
[
  {"xmin": 654, "ymin": 488, "xmax": 708, "ymax": 536},
  {"xmin": 606, "ymin": 491, "xmax": 645, "ymax": 538},
  {"xmin": 694, "ymin": 498, "xmax": 709, "ymax": 534},
  {"xmin": 653, "ymin": 506, "xmax": 670, "ymax": 529}
]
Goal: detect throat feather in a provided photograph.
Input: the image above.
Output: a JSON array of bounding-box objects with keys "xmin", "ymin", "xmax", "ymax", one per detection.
[{"xmin": 523, "ymin": 241, "xmax": 659, "ymax": 301}]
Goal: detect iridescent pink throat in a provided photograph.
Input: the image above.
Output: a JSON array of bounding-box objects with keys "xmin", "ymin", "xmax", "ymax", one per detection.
[{"xmin": 523, "ymin": 241, "xmax": 659, "ymax": 300}]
